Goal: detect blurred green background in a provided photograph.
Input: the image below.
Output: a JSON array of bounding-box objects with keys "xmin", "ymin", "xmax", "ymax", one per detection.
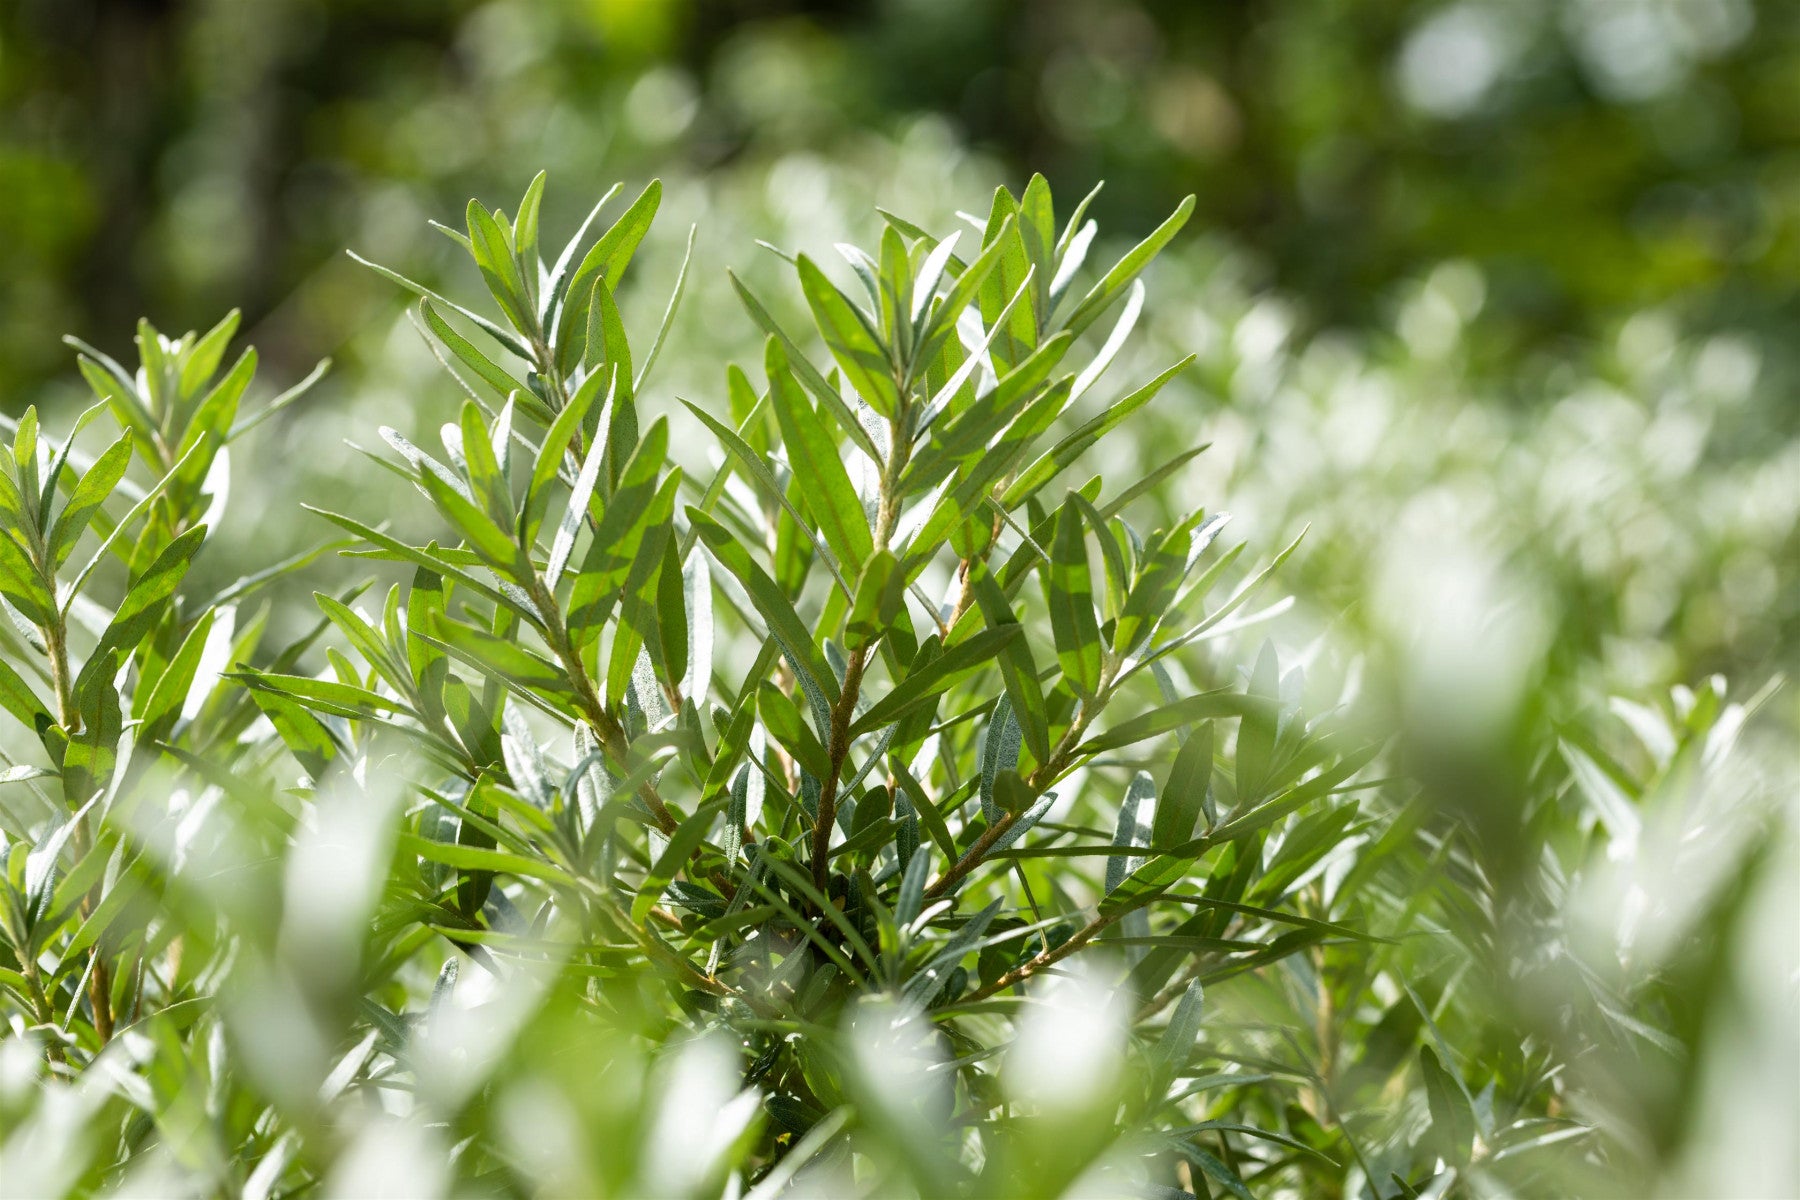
[
  {"xmin": 3, "ymin": 0, "xmax": 1796, "ymax": 694},
  {"xmin": 5, "ymin": 0, "xmax": 1799, "ymax": 381}
]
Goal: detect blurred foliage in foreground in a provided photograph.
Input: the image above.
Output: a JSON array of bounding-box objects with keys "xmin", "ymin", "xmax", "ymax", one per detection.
[{"xmin": 1, "ymin": 168, "xmax": 1795, "ymax": 1198}]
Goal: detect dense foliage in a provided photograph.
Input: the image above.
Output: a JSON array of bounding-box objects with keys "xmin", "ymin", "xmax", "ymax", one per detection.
[{"xmin": 1, "ymin": 173, "xmax": 1792, "ymax": 1198}]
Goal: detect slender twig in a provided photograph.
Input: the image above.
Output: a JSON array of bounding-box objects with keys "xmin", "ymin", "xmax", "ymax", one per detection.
[
  {"xmin": 962, "ymin": 909, "xmax": 1119, "ymax": 1002},
  {"xmin": 809, "ymin": 410, "xmax": 907, "ymax": 892}
]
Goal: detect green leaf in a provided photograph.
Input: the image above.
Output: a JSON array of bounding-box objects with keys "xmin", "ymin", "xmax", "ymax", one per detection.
[
  {"xmin": 556, "ymin": 179, "xmax": 662, "ymax": 355},
  {"xmin": 758, "ymin": 682, "xmax": 830, "ymax": 780},
  {"xmin": 654, "ymin": 539, "xmax": 688, "ymax": 699},
  {"xmin": 767, "ymin": 339, "xmax": 874, "ymax": 572},
  {"xmin": 1077, "ymin": 689, "xmax": 1271, "ymax": 757},
  {"xmin": 166, "ymin": 347, "xmax": 255, "ymax": 514},
  {"xmin": 905, "ymin": 332, "xmax": 1071, "ymax": 495},
  {"xmin": 911, "ymin": 215, "xmax": 1015, "ymax": 377},
  {"xmin": 424, "ymin": 614, "xmax": 575, "ymax": 707},
  {"xmin": 0, "ymin": 531, "xmax": 53, "ymax": 626},
  {"xmin": 233, "ymin": 670, "xmax": 406, "ymax": 722},
  {"xmin": 978, "ymin": 696, "xmax": 1022, "ymax": 824},
  {"xmin": 400, "ymin": 832, "xmax": 577, "ymax": 890},
  {"xmin": 1172, "ymin": 1143, "xmax": 1254, "ymax": 1200},
  {"xmin": 457, "ymin": 399, "xmax": 509, "ymax": 520},
  {"xmin": 1063, "ymin": 194, "xmax": 1195, "ymax": 338},
  {"xmin": 846, "ymin": 549, "xmax": 903, "ymax": 653},
  {"xmin": 13, "ymin": 405, "xmax": 39, "ymax": 501},
  {"xmin": 1017, "ymin": 172, "xmax": 1057, "ymax": 330},
  {"xmin": 251, "ymin": 688, "xmax": 343, "ymax": 778},
  {"xmin": 850, "ymin": 625, "xmax": 1019, "ymax": 736},
  {"xmin": 631, "ymin": 799, "xmax": 722, "ymax": 924},
  {"xmin": 73, "ymin": 525, "xmax": 207, "ymax": 706},
  {"xmin": 967, "ymin": 563, "xmax": 1050, "ymax": 763},
  {"xmin": 1098, "ymin": 851, "xmax": 1199, "ymax": 918},
  {"xmin": 1206, "ymin": 743, "xmax": 1377, "ymax": 846},
  {"xmin": 904, "ymin": 897, "xmax": 1001, "ymax": 1005},
  {"xmin": 178, "ymin": 309, "xmax": 241, "ymax": 400},
  {"xmin": 899, "ymin": 376, "xmax": 1073, "ymax": 571},
  {"xmin": 315, "ymin": 592, "xmax": 409, "ymax": 695},
  {"xmin": 685, "ymin": 399, "xmax": 849, "ymax": 598},
  {"xmin": 135, "ymin": 609, "xmax": 216, "ymax": 735},
  {"xmin": 61, "ymin": 653, "xmax": 122, "ymax": 803},
  {"xmin": 304, "ymin": 506, "xmax": 536, "ymax": 628},
  {"xmin": 524, "ymin": 364, "xmax": 608, "ymax": 540},
  {"xmin": 583, "ymin": 276, "xmax": 633, "ymax": 389},
  {"xmin": 689, "ymin": 508, "xmax": 840, "ymax": 716},
  {"xmin": 1002, "ymin": 356, "xmax": 1194, "ymax": 508},
  {"xmin": 545, "ymin": 397, "xmax": 610, "ymax": 585},
  {"xmin": 1153, "ymin": 979, "xmax": 1206, "ymax": 1085},
  {"xmin": 417, "ymin": 462, "xmax": 523, "ymax": 574},
  {"xmin": 543, "ymin": 182, "xmax": 623, "ymax": 316},
  {"xmin": 1155, "ymin": 724, "xmax": 1213, "ymax": 848},
  {"xmin": 419, "ymin": 299, "xmax": 531, "ymax": 401},
  {"xmin": 796, "ymin": 255, "xmax": 900, "ymax": 418},
  {"xmin": 0, "ymin": 656, "xmax": 52, "ymax": 736},
  {"xmin": 465, "ymin": 200, "xmax": 535, "ymax": 336},
  {"xmin": 1421, "ymin": 1047, "xmax": 1476, "ymax": 1167},
  {"xmin": 1116, "ymin": 509, "xmax": 1212, "ymax": 656},
  {"xmin": 1045, "ymin": 499, "xmax": 1103, "ymax": 697},
  {"xmin": 729, "ymin": 272, "xmax": 882, "ymax": 464},
  {"xmin": 348, "ymin": 253, "xmax": 534, "ymax": 361},
  {"xmin": 568, "ymin": 431, "xmax": 677, "ymax": 645},
  {"xmin": 513, "ymin": 171, "xmax": 548, "ymax": 292},
  {"xmin": 47, "ymin": 434, "xmax": 131, "ymax": 569},
  {"xmin": 1106, "ymin": 771, "xmax": 1155, "ymax": 894},
  {"xmin": 976, "ymin": 190, "xmax": 1036, "ymax": 369}
]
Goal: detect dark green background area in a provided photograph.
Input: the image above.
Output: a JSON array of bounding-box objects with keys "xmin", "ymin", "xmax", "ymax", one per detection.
[{"xmin": 4, "ymin": 0, "xmax": 1797, "ymax": 400}]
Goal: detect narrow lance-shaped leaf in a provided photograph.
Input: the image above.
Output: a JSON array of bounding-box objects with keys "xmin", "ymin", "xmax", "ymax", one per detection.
[
  {"xmin": 47, "ymin": 434, "xmax": 132, "ymax": 569},
  {"xmin": 566, "ymin": 416, "xmax": 671, "ymax": 643},
  {"xmin": 796, "ymin": 254, "xmax": 900, "ymax": 419},
  {"xmin": 419, "ymin": 299, "xmax": 531, "ymax": 401},
  {"xmin": 680, "ymin": 399, "xmax": 851, "ymax": 600},
  {"xmin": 465, "ymin": 199, "xmax": 534, "ymax": 337},
  {"xmin": 1155, "ymin": 723, "xmax": 1213, "ymax": 847},
  {"xmin": 845, "ymin": 549, "xmax": 902, "ymax": 653},
  {"xmin": 653, "ymin": 538, "xmax": 688, "ymax": 700},
  {"xmin": 1001, "ymin": 355, "xmax": 1195, "ymax": 509},
  {"xmin": 758, "ymin": 681, "xmax": 830, "ymax": 780},
  {"xmin": 1046, "ymin": 498, "xmax": 1103, "ymax": 697},
  {"xmin": 1153, "ymin": 979, "xmax": 1205, "ymax": 1085},
  {"xmin": 1078, "ymin": 688, "xmax": 1272, "ymax": 757},
  {"xmin": 688, "ymin": 507, "xmax": 841, "ymax": 723},
  {"xmin": 632, "ymin": 799, "xmax": 725, "ymax": 925},
  {"xmin": 523, "ymin": 365, "xmax": 609, "ymax": 540},
  {"xmin": 1106, "ymin": 771, "xmax": 1155, "ymax": 894},
  {"xmin": 545, "ymin": 411, "xmax": 608, "ymax": 585},
  {"xmin": 767, "ymin": 338, "xmax": 874, "ymax": 572},
  {"xmin": 728, "ymin": 271, "xmax": 883, "ymax": 464},
  {"xmin": 72, "ymin": 525, "xmax": 208, "ymax": 705},
  {"xmin": 850, "ymin": 625, "xmax": 1020, "ymax": 737},
  {"xmin": 1063, "ymin": 194, "xmax": 1196, "ymax": 339},
  {"xmin": 968, "ymin": 563, "xmax": 1050, "ymax": 763}
]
